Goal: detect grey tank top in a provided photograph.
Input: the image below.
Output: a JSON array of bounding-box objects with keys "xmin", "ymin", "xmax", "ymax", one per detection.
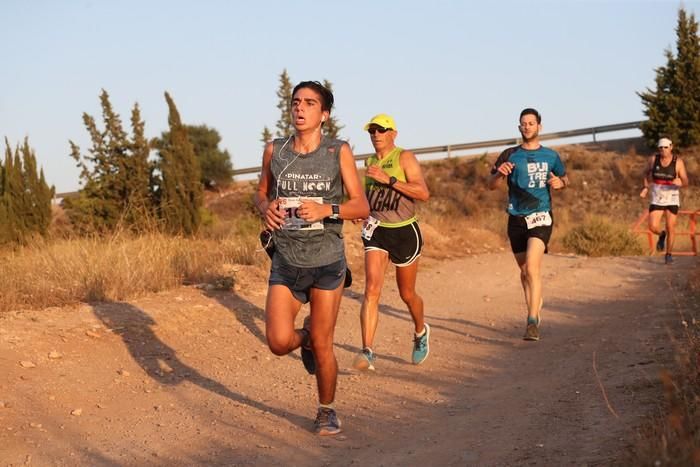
[{"xmin": 270, "ymin": 136, "xmax": 345, "ymax": 267}]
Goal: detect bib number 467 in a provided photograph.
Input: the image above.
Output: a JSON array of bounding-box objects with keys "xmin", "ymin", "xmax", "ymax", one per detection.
[{"xmin": 524, "ymin": 211, "xmax": 552, "ymax": 230}]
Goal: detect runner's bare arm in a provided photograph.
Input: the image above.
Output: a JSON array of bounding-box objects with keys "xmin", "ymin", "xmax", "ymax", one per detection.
[
  {"xmin": 675, "ymin": 158, "xmax": 689, "ymax": 187},
  {"xmin": 338, "ymin": 143, "xmax": 370, "ymax": 219},
  {"xmin": 254, "ymin": 142, "xmax": 286, "ymax": 230},
  {"xmin": 639, "ymin": 156, "xmax": 654, "ymax": 197},
  {"xmin": 393, "ymin": 150, "xmax": 430, "ymax": 201}
]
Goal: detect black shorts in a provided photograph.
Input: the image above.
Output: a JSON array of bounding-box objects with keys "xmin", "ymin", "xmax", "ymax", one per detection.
[
  {"xmin": 649, "ymin": 204, "xmax": 679, "ymax": 215},
  {"xmin": 268, "ymin": 254, "xmax": 346, "ymax": 304},
  {"xmin": 362, "ymin": 221, "xmax": 423, "ymax": 267},
  {"xmin": 507, "ymin": 213, "xmax": 553, "ymax": 254}
]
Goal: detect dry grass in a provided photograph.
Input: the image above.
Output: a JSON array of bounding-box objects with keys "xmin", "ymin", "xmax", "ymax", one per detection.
[
  {"xmin": 0, "ymin": 228, "xmax": 262, "ymax": 312},
  {"xmin": 625, "ymin": 269, "xmax": 700, "ymax": 465}
]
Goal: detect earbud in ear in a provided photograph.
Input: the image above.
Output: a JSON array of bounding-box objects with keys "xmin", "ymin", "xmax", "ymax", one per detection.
[{"xmin": 321, "ymin": 116, "xmax": 326, "ymax": 122}]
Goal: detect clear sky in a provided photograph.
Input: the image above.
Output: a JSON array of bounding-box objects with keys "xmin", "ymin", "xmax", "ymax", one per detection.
[{"xmin": 1, "ymin": 0, "xmax": 698, "ymax": 193}]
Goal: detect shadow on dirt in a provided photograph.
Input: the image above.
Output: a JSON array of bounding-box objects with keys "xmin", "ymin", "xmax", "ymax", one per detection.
[{"xmin": 90, "ymin": 301, "xmax": 309, "ymax": 430}]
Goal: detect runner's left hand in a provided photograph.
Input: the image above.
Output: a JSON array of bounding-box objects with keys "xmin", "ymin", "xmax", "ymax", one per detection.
[{"xmin": 298, "ymin": 200, "xmax": 326, "ymax": 222}]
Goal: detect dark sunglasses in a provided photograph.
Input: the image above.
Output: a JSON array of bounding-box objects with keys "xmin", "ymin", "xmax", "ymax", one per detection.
[
  {"xmin": 368, "ymin": 127, "xmax": 391, "ymax": 135},
  {"xmin": 658, "ymin": 146, "xmax": 670, "ymax": 149}
]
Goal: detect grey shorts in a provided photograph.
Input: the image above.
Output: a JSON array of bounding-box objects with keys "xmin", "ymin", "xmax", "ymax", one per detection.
[{"xmin": 268, "ymin": 254, "xmax": 346, "ymax": 304}]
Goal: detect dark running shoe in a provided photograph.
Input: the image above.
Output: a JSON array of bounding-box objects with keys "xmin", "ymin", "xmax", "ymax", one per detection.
[
  {"xmin": 665, "ymin": 253, "xmax": 674, "ymax": 264},
  {"xmin": 656, "ymin": 230, "xmax": 666, "ymax": 252},
  {"xmin": 300, "ymin": 316, "xmax": 315, "ymax": 375},
  {"xmin": 523, "ymin": 322, "xmax": 540, "ymax": 341},
  {"xmin": 314, "ymin": 407, "xmax": 342, "ymax": 436}
]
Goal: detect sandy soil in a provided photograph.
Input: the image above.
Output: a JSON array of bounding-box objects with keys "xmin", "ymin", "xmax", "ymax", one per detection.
[{"xmin": 0, "ymin": 251, "xmax": 695, "ymax": 466}]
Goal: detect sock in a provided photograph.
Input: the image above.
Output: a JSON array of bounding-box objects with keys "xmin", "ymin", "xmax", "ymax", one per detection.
[
  {"xmin": 319, "ymin": 403, "xmax": 334, "ymax": 410},
  {"xmin": 363, "ymin": 346, "xmax": 373, "ymax": 354},
  {"xmin": 415, "ymin": 327, "xmax": 426, "ymax": 338},
  {"xmin": 527, "ymin": 316, "xmax": 539, "ymax": 325}
]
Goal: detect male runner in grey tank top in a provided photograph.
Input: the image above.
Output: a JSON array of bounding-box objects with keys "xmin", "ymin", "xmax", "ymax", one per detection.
[{"xmin": 254, "ymin": 81, "xmax": 368, "ymax": 436}]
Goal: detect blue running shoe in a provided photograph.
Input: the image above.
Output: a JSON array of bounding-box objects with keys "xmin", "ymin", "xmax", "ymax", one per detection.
[
  {"xmin": 656, "ymin": 230, "xmax": 666, "ymax": 252},
  {"xmin": 412, "ymin": 323, "xmax": 431, "ymax": 365},
  {"xmin": 300, "ymin": 316, "xmax": 315, "ymax": 375},
  {"xmin": 352, "ymin": 347, "xmax": 376, "ymax": 371},
  {"xmin": 314, "ymin": 407, "xmax": 342, "ymax": 436}
]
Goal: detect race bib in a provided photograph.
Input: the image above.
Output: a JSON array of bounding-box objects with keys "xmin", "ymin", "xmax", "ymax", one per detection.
[
  {"xmin": 361, "ymin": 216, "xmax": 381, "ymax": 240},
  {"xmin": 650, "ymin": 184, "xmax": 680, "ymax": 206},
  {"xmin": 524, "ymin": 211, "xmax": 552, "ymax": 230},
  {"xmin": 279, "ymin": 197, "xmax": 324, "ymax": 230}
]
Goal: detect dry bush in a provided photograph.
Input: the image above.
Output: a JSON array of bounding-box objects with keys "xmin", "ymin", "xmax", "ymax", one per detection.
[{"xmin": 562, "ymin": 215, "xmax": 645, "ymax": 256}]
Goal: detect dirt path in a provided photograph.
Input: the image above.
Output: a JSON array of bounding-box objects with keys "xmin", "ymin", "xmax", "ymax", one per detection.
[{"xmin": 0, "ymin": 252, "xmax": 694, "ymax": 466}]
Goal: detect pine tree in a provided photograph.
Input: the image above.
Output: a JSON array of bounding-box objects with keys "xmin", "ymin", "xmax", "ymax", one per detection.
[
  {"xmin": 321, "ymin": 79, "xmax": 344, "ymax": 139},
  {"xmin": 639, "ymin": 8, "xmax": 700, "ymax": 148},
  {"xmin": 156, "ymin": 92, "xmax": 203, "ymax": 235},
  {"xmin": 275, "ymin": 69, "xmax": 294, "ymax": 138}
]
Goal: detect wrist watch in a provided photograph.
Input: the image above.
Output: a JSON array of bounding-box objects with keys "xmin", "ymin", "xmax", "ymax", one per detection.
[
  {"xmin": 330, "ymin": 204, "xmax": 340, "ymax": 220},
  {"xmin": 388, "ymin": 176, "xmax": 398, "ymax": 187}
]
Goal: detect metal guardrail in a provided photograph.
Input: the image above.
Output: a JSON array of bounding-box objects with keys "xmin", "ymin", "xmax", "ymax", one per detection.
[
  {"xmin": 55, "ymin": 120, "xmax": 643, "ymax": 197},
  {"xmin": 232, "ymin": 120, "xmax": 643, "ymax": 176}
]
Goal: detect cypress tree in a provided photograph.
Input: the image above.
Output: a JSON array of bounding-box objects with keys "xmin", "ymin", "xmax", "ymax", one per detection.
[
  {"xmin": 18, "ymin": 138, "xmax": 52, "ymax": 236},
  {"xmin": 275, "ymin": 69, "xmax": 294, "ymax": 138},
  {"xmin": 156, "ymin": 92, "xmax": 202, "ymax": 235},
  {"xmin": 126, "ymin": 103, "xmax": 154, "ymax": 227},
  {"xmin": 0, "ymin": 142, "xmax": 18, "ymax": 243},
  {"xmin": 0, "ymin": 138, "xmax": 52, "ymax": 244},
  {"xmin": 639, "ymin": 8, "xmax": 700, "ymax": 148},
  {"xmin": 260, "ymin": 126, "xmax": 273, "ymax": 146}
]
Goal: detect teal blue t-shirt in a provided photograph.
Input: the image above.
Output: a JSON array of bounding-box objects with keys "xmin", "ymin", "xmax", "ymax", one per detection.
[{"xmin": 491, "ymin": 145, "xmax": 566, "ymax": 216}]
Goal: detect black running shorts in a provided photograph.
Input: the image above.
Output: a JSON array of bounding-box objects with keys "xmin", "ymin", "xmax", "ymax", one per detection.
[
  {"xmin": 649, "ymin": 204, "xmax": 679, "ymax": 215},
  {"xmin": 507, "ymin": 213, "xmax": 553, "ymax": 254},
  {"xmin": 362, "ymin": 221, "xmax": 423, "ymax": 267}
]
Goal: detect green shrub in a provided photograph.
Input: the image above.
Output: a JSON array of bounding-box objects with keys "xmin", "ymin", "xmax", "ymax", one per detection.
[{"xmin": 563, "ymin": 216, "xmax": 644, "ymax": 256}]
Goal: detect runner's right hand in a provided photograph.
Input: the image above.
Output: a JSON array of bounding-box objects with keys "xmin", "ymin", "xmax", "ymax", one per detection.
[
  {"xmin": 496, "ymin": 162, "xmax": 514, "ymax": 177},
  {"xmin": 265, "ymin": 199, "xmax": 286, "ymax": 230}
]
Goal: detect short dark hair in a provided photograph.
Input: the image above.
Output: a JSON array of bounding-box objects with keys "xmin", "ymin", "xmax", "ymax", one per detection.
[
  {"xmin": 519, "ymin": 108, "xmax": 541, "ymax": 124},
  {"xmin": 292, "ymin": 81, "xmax": 334, "ymax": 113}
]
